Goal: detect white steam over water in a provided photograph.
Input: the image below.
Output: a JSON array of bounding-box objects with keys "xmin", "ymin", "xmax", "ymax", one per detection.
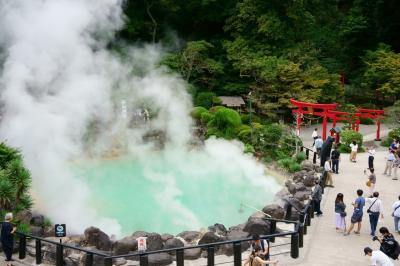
[{"xmin": 0, "ymin": 0, "xmax": 280, "ymax": 237}]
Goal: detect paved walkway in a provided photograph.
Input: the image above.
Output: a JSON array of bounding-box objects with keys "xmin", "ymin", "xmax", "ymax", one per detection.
[{"xmin": 291, "ymin": 150, "xmax": 399, "ymax": 266}]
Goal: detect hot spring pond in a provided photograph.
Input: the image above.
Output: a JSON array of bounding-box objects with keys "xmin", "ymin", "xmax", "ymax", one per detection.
[{"xmin": 74, "ymin": 151, "xmax": 280, "ymax": 236}]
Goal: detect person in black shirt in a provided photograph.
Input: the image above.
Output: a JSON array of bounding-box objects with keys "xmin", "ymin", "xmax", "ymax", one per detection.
[
  {"xmin": 374, "ymin": 227, "xmax": 400, "ymax": 260},
  {"xmin": 1, "ymin": 213, "xmax": 16, "ymax": 266},
  {"xmin": 331, "ymin": 145, "xmax": 340, "ymax": 174}
]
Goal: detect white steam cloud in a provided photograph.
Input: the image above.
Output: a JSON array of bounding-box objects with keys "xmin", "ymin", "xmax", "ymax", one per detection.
[{"xmin": 0, "ymin": 0, "xmax": 279, "ymax": 237}]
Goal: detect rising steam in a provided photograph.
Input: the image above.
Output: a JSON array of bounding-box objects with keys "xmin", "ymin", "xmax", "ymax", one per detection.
[{"xmin": 0, "ymin": 0, "xmax": 279, "ymax": 237}]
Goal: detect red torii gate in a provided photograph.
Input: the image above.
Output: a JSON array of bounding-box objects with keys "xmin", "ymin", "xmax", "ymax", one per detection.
[
  {"xmin": 290, "ymin": 99, "xmax": 384, "ymax": 141},
  {"xmin": 290, "ymin": 99, "xmax": 337, "ymax": 140}
]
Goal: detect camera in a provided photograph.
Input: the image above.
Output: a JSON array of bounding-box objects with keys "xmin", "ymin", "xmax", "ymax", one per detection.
[{"xmin": 372, "ymin": 236, "xmax": 379, "ymax": 241}]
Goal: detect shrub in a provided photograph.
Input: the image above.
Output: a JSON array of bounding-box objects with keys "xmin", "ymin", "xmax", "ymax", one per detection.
[
  {"xmin": 191, "ymin": 106, "xmax": 208, "ymax": 120},
  {"xmin": 360, "ymin": 117, "xmax": 374, "ymax": 125},
  {"xmin": 194, "ymin": 92, "xmax": 219, "ymax": 109},
  {"xmin": 381, "ymin": 137, "xmax": 392, "ymax": 147},
  {"xmin": 207, "ymin": 107, "xmax": 242, "ymax": 139},
  {"xmin": 388, "ymin": 128, "xmax": 400, "ymax": 140},
  {"xmin": 289, "ymin": 162, "xmax": 302, "ymax": 173},
  {"xmin": 278, "ymin": 158, "xmax": 292, "ymax": 169},
  {"xmin": 244, "ymin": 144, "xmax": 255, "ymax": 154},
  {"xmin": 340, "ymin": 130, "xmax": 363, "ymax": 153},
  {"xmin": 295, "ymin": 152, "xmax": 307, "ymax": 163},
  {"xmin": 17, "ymin": 223, "xmax": 30, "ymax": 235},
  {"xmin": 200, "ymin": 111, "xmax": 214, "ymax": 124},
  {"xmin": 240, "ymin": 114, "xmax": 262, "ymax": 125}
]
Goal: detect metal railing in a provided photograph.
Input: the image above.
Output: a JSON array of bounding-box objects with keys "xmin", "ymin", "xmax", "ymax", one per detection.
[{"xmin": 299, "ymin": 146, "xmax": 318, "ymax": 164}]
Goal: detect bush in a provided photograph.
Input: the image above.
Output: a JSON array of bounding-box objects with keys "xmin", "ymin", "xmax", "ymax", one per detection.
[
  {"xmin": 289, "ymin": 162, "xmax": 302, "ymax": 173},
  {"xmin": 244, "ymin": 144, "xmax": 255, "ymax": 154},
  {"xmin": 278, "ymin": 158, "xmax": 292, "ymax": 169},
  {"xmin": 388, "ymin": 128, "xmax": 400, "ymax": 140},
  {"xmin": 360, "ymin": 117, "xmax": 374, "ymax": 125},
  {"xmin": 381, "ymin": 137, "xmax": 392, "ymax": 147},
  {"xmin": 295, "ymin": 152, "xmax": 307, "ymax": 163},
  {"xmin": 240, "ymin": 114, "xmax": 262, "ymax": 125},
  {"xmin": 200, "ymin": 111, "xmax": 214, "ymax": 124},
  {"xmin": 340, "ymin": 130, "xmax": 363, "ymax": 152},
  {"xmin": 194, "ymin": 92, "xmax": 219, "ymax": 109},
  {"xmin": 207, "ymin": 107, "xmax": 242, "ymax": 139},
  {"xmin": 191, "ymin": 106, "xmax": 208, "ymax": 120}
]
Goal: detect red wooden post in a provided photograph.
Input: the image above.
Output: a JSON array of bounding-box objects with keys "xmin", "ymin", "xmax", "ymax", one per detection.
[
  {"xmin": 376, "ymin": 120, "xmax": 381, "ymax": 141},
  {"xmin": 355, "ymin": 120, "xmax": 360, "ymax": 132},
  {"xmin": 296, "ymin": 111, "xmax": 301, "ymax": 136},
  {"xmin": 322, "ymin": 113, "xmax": 327, "ymax": 141},
  {"xmin": 331, "ymin": 117, "xmax": 337, "ymax": 136}
]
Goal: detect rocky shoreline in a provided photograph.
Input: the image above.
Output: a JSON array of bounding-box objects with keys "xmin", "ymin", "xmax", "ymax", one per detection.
[{"xmin": 13, "ymin": 160, "xmax": 322, "ymax": 265}]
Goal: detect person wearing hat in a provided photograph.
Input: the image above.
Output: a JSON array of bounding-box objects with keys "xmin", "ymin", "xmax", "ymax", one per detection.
[{"xmin": 364, "ymin": 247, "xmax": 393, "ymax": 266}]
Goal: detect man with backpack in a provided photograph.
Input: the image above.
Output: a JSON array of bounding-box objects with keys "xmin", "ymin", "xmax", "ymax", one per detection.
[
  {"xmin": 331, "ymin": 145, "xmax": 340, "ymax": 174},
  {"xmin": 374, "ymin": 227, "xmax": 400, "ymax": 260},
  {"xmin": 250, "ymin": 234, "xmax": 270, "ymax": 261}
]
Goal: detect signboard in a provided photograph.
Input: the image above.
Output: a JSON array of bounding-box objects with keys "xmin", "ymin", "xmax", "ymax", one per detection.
[
  {"xmin": 137, "ymin": 237, "xmax": 147, "ymax": 251},
  {"xmin": 55, "ymin": 224, "xmax": 66, "ymax": 237}
]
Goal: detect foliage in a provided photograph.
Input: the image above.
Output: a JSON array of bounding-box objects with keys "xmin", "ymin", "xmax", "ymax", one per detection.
[
  {"xmin": 384, "ymin": 100, "xmax": 400, "ymax": 127},
  {"xmin": 340, "ymin": 130, "xmax": 363, "ymax": 153},
  {"xmin": 194, "ymin": 92, "xmax": 220, "ymax": 109},
  {"xmin": 295, "ymin": 152, "xmax": 307, "ymax": 164},
  {"xmin": 17, "ymin": 223, "xmax": 30, "ymax": 235},
  {"xmin": 0, "ymin": 143, "xmax": 32, "ymax": 213},
  {"xmin": 244, "ymin": 143, "xmax": 255, "ymax": 154},
  {"xmin": 207, "ymin": 107, "xmax": 242, "ymax": 139},
  {"xmin": 382, "ymin": 127, "xmax": 400, "ymax": 147},
  {"xmin": 359, "ymin": 117, "xmax": 374, "ymax": 125},
  {"xmin": 289, "ymin": 162, "xmax": 302, "ymax": 173},
  {"xmin": 191, "ymin": 106, "xmax": 208, "ymax": 120}
]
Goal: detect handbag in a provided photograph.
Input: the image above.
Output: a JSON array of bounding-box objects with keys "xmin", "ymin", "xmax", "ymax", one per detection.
[
  {"xmin": 340, "ymin": 211, "xmax": 347, "ymax": 217},
  {"xmin": 366, "ymin": 180, "xmax": 371, "ymax": 187}
]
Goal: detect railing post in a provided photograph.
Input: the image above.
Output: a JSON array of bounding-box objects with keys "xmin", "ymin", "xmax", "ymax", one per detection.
[
  {"xmin": 85, "ymin": 253, "xmax": 93, "ymax": 266},
  {"xmin": 306, "ymin": 149, "xmax": 309, "ymax": 159},
  {"xmin": 310, "ymin": 200, "xmax": 315, "ymax": 218},
  {"xmin": 306, "ymin": 205, "xmax": 312, "ymax": 225},
  {"xmin": 298, "ymin": 225, "xmax": 304, "ymax": 248},
  {"xmin": 285, "ymin": 204, "xmax": 292, "ymax": 221},
  {"xmin": 290, "ymin": 232, "xmax": 299, "ymax": 259},
  {"xmin": 233, "ymin": 242, "xmax": 241, "ymax": 266},
  {"xmin": 313, "ymin": 152, "xmax": 317, "ymax": 164},
  {"xmin": 207, "ymin": 246, "xmax": 215, "ymax": 266},
  {"xmin": 56, "ymin": 244, "xmax": 63, "ymax": 266},
  {"xmin": 104, "ymin": 257, "xmax": 113, "ymax": 266},
  {"xmin": 18, "ymin": 234, "xmax": 26, "ymax": 259},
  {"xmin": 36, "ymin": 239, "xmax": 42, "ymax": 264},
  {"xmin": 299, "ymin": 211, "xmax": 307, "ymax": 235},
  {"xmin": 176, "ymin": 249, "xmax": 184, "ymax": 266},
  {"xmin": 269, "ymin": 220, "xmax": 276, "ymax": 243},
  {"xmin": 140, "ymin": 254, "xmax": 149, "ymax": 266}
]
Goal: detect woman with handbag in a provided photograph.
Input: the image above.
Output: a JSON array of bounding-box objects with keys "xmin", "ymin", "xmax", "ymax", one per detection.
[
  {"xmin": 335, "ymin": 193, "xmax": 346, "ymax": 233},
  {"xmin": 364, "ymin": 168, "xmax": 376, "ymax": 197}
]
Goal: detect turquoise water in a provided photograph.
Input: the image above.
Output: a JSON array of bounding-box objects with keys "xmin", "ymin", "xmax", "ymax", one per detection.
[{"xmin": 74, "ymin": 150, "xmax": 280, "ymax": 236}]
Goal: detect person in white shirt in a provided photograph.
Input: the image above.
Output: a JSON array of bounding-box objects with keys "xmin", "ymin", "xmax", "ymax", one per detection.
[
  {"xmin": 324, "ymin": 159, "xmax": 334, "ymax": 187},
  {"xmin": 364, "ymin": 247, "xmax": 394, "ymax": 266},
  {"xmin": 392, "ymin": 196, "xmax": 400, "ymax": 233},
  {"xmin": 367, "ymin": 146, "xmax": 376, "ymax": 170},
  {"xmin": 383, "ymin": 150, "xmax": 395, "ymax": 176},
  {"xmin": 365, "ymin": 192, "xmax": 384, "ymax": 236},
  {"xmin": 312, "ymin": 128, "xmax": 318, "ymax": 145},
  {"xmin": 349, "ymin": 141, "xmax": 358, "ymax": 162}
]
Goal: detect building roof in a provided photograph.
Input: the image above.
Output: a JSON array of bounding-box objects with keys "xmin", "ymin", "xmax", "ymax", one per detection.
[{"xmin": 219, "ymin": 96, "xmax": 245, "ymax": 107}]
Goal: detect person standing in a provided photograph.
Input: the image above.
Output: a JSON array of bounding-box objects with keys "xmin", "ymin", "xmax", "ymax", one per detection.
[
  {"xmin": 364, "ymin": 168, "xmax": 377, "ymax": 196},
  {"xmin": 367, "ymin": 146, "xmax": 376, "ymax": 170},
  {"xmin": 392, "ymin": 196, "xmax": 400, "ymax": 234},
  {"xmin": 314, "ymin": 136, "xmax": 323, "ymax": 158},
  {"xmin": 349, "ymin": 141, "xmax": 358, "ymax": 162},
  {"xmin": 363, "ymin": 247, "xmax": 394, "ymax": 266},
  {"xmin": 331, "ymin": 145, "xmax": 340, "ymax": 174},
  {"xmin": 312, "ymin": 180, "xmax": 323, "ymax": 217},
  {"xmin": 250, "ymin": 234, "xmax": 269, "ymax": 261},
  {"xmin": 324, "ymin": 159, "xmax": 334, "ymax": 188},
  {"xmin": 312, "ymin": 128, "xmax": 318, "ymax": 146},
  {"xmin": 334, "ymin": 193, "xmax": 346, "ymax": 233},
  {"xmin": 1, "ymin": 213, "xmax": 16, "ymax": 266},
  {"xmin": 392, "ymin": 150, "xmax": 400, "ymax": 180},
  {"xmin": 365, "ymin": 192, "xmax": 384, "ymax": 236},
  {"xmin": 383, "ymin": 150, "xmax": 395, "ymax": 177},
  {"xmin": 344, "ymin": 189, "xmax": 365, "ymax": 236}
]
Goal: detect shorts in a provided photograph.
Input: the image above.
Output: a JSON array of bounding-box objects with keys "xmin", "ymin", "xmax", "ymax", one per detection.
[{"xmin": 351, "ymin": 211, "xmax": 363, "ymax": 223}]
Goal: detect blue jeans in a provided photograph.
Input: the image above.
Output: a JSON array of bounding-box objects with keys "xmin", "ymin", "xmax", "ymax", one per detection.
[
  {"xmin": 369, "ymin": 212, "xmax": 379, "ymax": 236},
  {"xmin": 394, "ymin": 216, "xmax": 400, "ymax": 232}
]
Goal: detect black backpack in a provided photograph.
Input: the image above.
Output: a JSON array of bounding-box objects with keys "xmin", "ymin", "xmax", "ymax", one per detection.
[
  {"xmin": 331, "ymin": 150, "xmax": 339, "ymax": 160},
  {"xmin": 380, "ymin": 235, "xmax": 400, "ymax": 260}
]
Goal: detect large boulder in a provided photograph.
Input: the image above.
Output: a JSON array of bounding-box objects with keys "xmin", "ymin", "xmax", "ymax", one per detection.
[
  {"xmin": 84, "ymin": 227, "xmax": 112, "ymax": 251},
  {"xmin": 132, "ymin": 231, "xmax": 148, "ymax": 238},
  {"xmin": 198, "ymin": 232, "xmax": 221, "ymax": 245},
  {"xmin": 286, "ymin": 181, "xmax": 296, "ymax": 195},
  {"xmin": 294, "ymin": 191, "xmax": 311, "ymax": 201},
  {"xmin": 164, "ymin": 238, "xmax": 184, "ymax": 249},
  {"xmin": 184, "ymin": 248, "xmax": 202, "ymax": 260},
  {"xmin": 30, "ymin": 226, "xmax": 44, "ymax": 237},
  {"xmin": 146, "ymin": 233, "xmax": 163, "ymax": 251},
  {"xmin": 243, "ymin": 212, "xmax": 270, "ymax": 236},
  {"xmin": 30, "ymin": 213, "xmax": 45, "ymax": 227},
  {"xmin": 219, "ymin": 224, "xmax": 249, "ymax": 256},
  {"xmin": 176, "ymin": 231, "xmax": 201, "ymax": 243},
  {"xmin": 161, "ymin": 233, "xmax": 174, "ymax": 242},
  {"xmin": 208, "ymin": 223, "xmax": 227, "ymax": 236},
  {"xmin": 148, "ymin": 252, "xmax": 173, "ymax": 266},
  {"xmin": 293, "ymin": 170, "xmax": 307, "ymax": 182},
  {"xmin": 294, "ymin": 182, "xmax": 307, "ymax": 192},
  {"xmin": 301, "ymin": 161, "xmax": 314, "ymax": 171},
  {"xmin": 15, "ymin": 210, "xmax": 32, "ymax": 224},
  {"xmin": 113, "ymin": 236, "xmax": 138, "ymax": 255},
  {"xmin": 303, "ymin": 173, "xmax": 317, "ymax": 187},
  {"xmin": 262, "ymin": 204, "xmax": 285, "ymax": 219}
]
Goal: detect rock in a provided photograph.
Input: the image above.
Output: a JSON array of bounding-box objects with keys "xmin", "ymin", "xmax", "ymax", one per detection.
[
  {"xmin": 66, "ymin": 235, "xmax": 86, "ymax": 246},
  {"xmin": 301, "ymin": 161, "xmax": 314, "ymax": 171},
  {"xmin": 286, "ymin": 182, "xmax": 296, "ymax": 195},
  {"xmin": 243, "ymin": 212, "xmax": 270, "ymax": 236},
  {"xmin": 30, "ymin": 226, "xmax": 44, "ymax": 237},
  {"xmin": 161, "ymin": 233, "xmax": 174, "ymax": 242},
  {"xmin": 84, "ymin": 227, "xmax": 112, "ymax": 251},
  {"xmin": 81, "ymin": 249, "xmax": 108, "ymax": 266},
  {"xmin": 198, "ymin": 232, "xmax": 221, "ymax": 245},
  {"xmin": 30, "ymin": 213, "xmax": 45, "ymax": 227},
  {"xmin": 208, "ymin": 223, "xmax": 227, "ymax": 236},
  {"xmin": 15, "ymin": 210, "xmax": 32, "ymax": 224},
  {"xmin": 132, "ymin": 231, "xmax": 148, "ymax": 238},
  {"xmin": 124, "ymin": 260, "xmax": 137, "ymax": 266},
  {"xmin": 176, "ymin": 231, "xmax": 201, "ymax": 243},
  {"xmin": 114, "ymin": 258, "xmax": 127, "ymax": 266},
  {"xmin": 64, "ymin": 253, "xmax": 81, "ymax": 266},
  {"xmin": 148, "ymin": 252, "xmax": 172, "ymax": 266},
  {"xmin": 219, "ymin": 225, "xmax": 249, "ymax": 256},
  {"xmin": 293, "ymin": 170, "xmax": 307, "ymax": 182},
  {"xmin": 113, "ymin": 236, "xmax": 138, "ymax": 255},
  {"xmin": 303, "ymin": 174, "xmax": 316, "ymax": 187},
  {"xmin": 42, "ymin": 245, "xmax": 57, "ymax": 264},
  {"xmin": 294, "ymin": 182, "xmax": 307, "ymax": 191},
  {"xmin": 294, "ymin": 191, "xmax": 311, "ymax": 201},
  {"xmin": 262, "ymin": 204, "xmax": 285, "ymax": 219},
  {"xmin": 164, "ymin": 238, "xmax": 184, "ymax": 249},
  {"xmin": 315, "ymin": 166, "xmax": 324, "ymax": 173},
  {"xmin": 146, "ymin": 233, "xmax": 164, "ymax": 251},
  {"xmin": 184, "ymin": 248, "xmax": 202, "ymax": 259},
  {"xmin": 44, "ymin": 226, "xmax": 54, "ymax": 237}
]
